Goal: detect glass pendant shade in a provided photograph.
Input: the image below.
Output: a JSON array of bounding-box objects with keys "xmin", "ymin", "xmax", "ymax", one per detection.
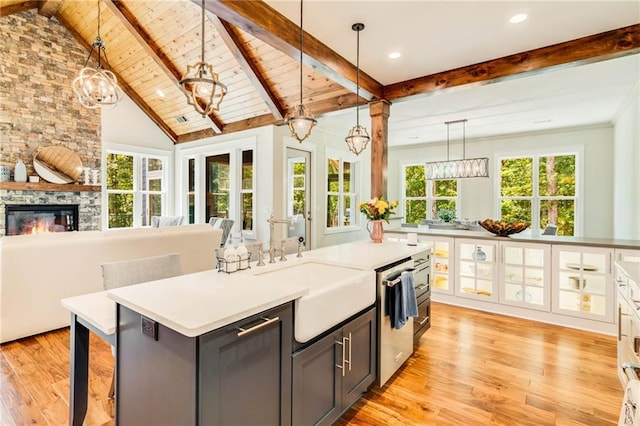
[
  {"xmin": 286, "ymin": 103, "xmax": 317, "ymax": 143},
  {"xmin": 425, "ymin": 119, "xmax": 489, "ymax": 179},
  {"xmin": 285, "ymin": 0, "xmax": 315, "ymax": 142},
  {"xmin": 180, "ymin": 0, "xmax": 227, "ymax": 117},
  {"xmin": 179, "ymin": 61, "xmax": 227, "ymax": 117},
  {"xmin": 345, "ymin": 124, "xmax": 370, "ymax": 155},
  {"xmin": 72, "ymin": 2, "xmax": 123, "ymax": 110}
]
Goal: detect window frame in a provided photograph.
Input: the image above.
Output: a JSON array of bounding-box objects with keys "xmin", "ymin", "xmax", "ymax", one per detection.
[
  {"xmin": 401, "ymin": 163, "xmax": 460, "ymax": 223},
  {"xmin": 177, "ymin": 138, "xmax": 257, "ymax": 240},
  {"xmin": 495, "ymin": 146, "xmax": 583, "ymax": 236},
  {"xmin": 324, "ymin": 148, "xmax": 360, "ymax": 233},
  {"xmin": 104, "ymin": 148, "xmax": 170, "ymax": 229}
]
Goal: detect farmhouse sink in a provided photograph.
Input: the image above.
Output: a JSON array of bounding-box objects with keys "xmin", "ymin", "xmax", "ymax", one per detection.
[{"xmin": 254, "ymin": 261, "xmax": 375, "ymax": 342}]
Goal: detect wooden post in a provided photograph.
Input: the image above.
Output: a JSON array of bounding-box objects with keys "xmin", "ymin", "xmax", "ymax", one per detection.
[{"xmin": 369, "ymin": 99, "xmax": 391, "ymax": 199}]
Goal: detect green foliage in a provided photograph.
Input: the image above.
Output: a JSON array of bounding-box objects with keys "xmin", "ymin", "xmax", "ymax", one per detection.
[{"xmin": 437, "ymin": 208, "xmax": 456, "ymax": 222}]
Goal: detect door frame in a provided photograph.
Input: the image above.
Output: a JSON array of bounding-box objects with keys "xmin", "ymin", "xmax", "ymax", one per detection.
[{"xmin": 284, "ymin": 141, "xmax": 316, "ymax": 250}]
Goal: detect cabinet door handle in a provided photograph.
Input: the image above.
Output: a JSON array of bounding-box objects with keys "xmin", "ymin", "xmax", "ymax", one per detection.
[
  {"xmin": 236, "ymin": 316, "xmax": 280, "ymax": 337},
  {"xmin": 335, "ymin": 337, "xmax": 347, "ymax": 376},
  {"xmin": 631, "ymin": 300, "xmax": 640, "ymax": 310},
  {"xmin": 416, "ymin": 284, "xmax": 427, "ymax": 291},
  {"xmin": 346, "ymin": 333, "xmax": 352, "ymax": 372},
  {"xmin": 417, "ymin": 316, "xmax": 430, "ymax": 326}
]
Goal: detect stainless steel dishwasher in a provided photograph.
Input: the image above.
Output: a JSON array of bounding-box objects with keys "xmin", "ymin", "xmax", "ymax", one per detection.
[{"xmin": 376, "ymin": 256, "xmax": 415, "ymax": 387}]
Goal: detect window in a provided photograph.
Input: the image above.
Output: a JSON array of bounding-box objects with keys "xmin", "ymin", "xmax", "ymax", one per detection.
[
  {"xmin": 499, "ymin": 153, "xmax": 577, "ymax": 236},
  {"xmin": 106, "ymin": 152, "xmax": 167, "ymax": 228},
  {"xmin": 403, "ymin": 164, "xmax": 458, "ymax": 223},
  {"xmin": 288, "ymin": 158, "xmax": 306, "ymax": 217},
  {"xmin": 240, "ymin": 150, "xmax": 254, "ymax": 232},
  {"xmin": 326, "ymin": 155, "xmax": 357, "ymax": 229},
  {"xmin": 206, "ymin": 153, "xmax": 230, "ymax": 220},
  {"xmin": 184, "ymin": 147, "xmax": 255, "ymax": 235}
]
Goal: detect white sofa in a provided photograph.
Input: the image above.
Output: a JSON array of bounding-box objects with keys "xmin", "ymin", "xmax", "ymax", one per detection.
[{"xmin": 0, "ymin": 224, "xmax": 222, "ymax": 343}]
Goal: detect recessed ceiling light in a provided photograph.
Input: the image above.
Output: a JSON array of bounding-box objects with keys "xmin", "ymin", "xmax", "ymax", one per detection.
[
  {"xmin": 510, "ymin": 13, "xmax": 528, "ymax": 24},
  {"xmin": 388, "ymin": 52, "xmax": 401, "ymax": 59},
  {"xmin": 156, "ymin": 89, "xmax": 165, "ymax": 98}
]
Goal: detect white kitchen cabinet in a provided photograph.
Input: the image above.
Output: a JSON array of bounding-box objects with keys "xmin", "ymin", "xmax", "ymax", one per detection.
[
  {"xmin": 616, "ymin": 261, "xmax": 640, "ymax": 385},
  {"xmin": 419, "ymin": 235, "xmax": 454, "ymax": 295},
  {"xmin": 499, "ymin": 241, "xmax": 551, "ymax": 311},
  {"xmin": 455, "ymin": 239, "xmax": 499, "ymax": 302},
  {"xmin": 615, "ymin": 249, "xmax": 640, "ymax": 263},
  {"xmin": 552, "ymin": 246, "xmax": 614, "ymax": 323}
]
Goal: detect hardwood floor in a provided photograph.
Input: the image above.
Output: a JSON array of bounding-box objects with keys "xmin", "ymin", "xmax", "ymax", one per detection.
[{"xmin": 0, "ymin": 302, "xmax": 623, "ymax": 425}]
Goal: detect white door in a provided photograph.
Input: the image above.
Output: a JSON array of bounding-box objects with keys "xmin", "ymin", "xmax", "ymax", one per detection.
[{"xmin": 286, "ymin": 148, "xmax": 312, "ymax": 249}]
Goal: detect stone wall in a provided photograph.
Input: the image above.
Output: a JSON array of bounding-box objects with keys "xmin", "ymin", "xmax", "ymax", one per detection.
[
  {"xmin": 0, "ymin": 190, "xmax": 101, "ymax": 236},
  {"xmin": 0, "ymin": 9, "xmax": 102, "ymax": 233}
]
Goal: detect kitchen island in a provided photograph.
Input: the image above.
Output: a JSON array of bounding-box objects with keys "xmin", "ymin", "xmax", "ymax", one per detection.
[
  {"xmin": 106, "ymin": 239, "xmax": 429, "ymax": 425},
  {"xmin": 386, "ymin": 226, "xmax": 640, "ymax": 335}
]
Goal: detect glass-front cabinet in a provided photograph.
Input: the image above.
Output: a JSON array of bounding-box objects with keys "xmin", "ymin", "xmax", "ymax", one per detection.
[
  {"xmin": 455, "ymin": 239, "xmax": 499, "ymax": 302},
  {"xmin": 419, "ymin": 236, "xmax": 454, "ymax": 295},
  {"xmin": 499, "ymin": 242, "xmax": 551, "ymax": 311},
  {"xmin": 552, "ymin": 246, "xmax": 613, "ymax": 322}
]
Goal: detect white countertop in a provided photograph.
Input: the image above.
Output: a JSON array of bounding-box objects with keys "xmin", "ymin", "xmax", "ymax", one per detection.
[
  {"xmin": 61, "ymin": 291, "xmax": 115, "ymax": 336},
  {"xmin": 102, "ymin": 239, "xmax": 430, "ymax": 338},
  {"xmin": 616, "ymin": 261, "xmax": 640, "ymax": 284},
  {"xmin": 304, "ymin": 239, "xmax": 431, "ymax": 270},
  {"xmin": 388, "ymin": 227, "xmax": 640, "ymax": 250},
  {"xmin": 107, "ymin": 267, "xmax": 308, "ymax": 338}
]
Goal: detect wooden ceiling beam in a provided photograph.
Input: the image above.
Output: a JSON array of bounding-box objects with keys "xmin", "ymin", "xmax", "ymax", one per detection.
[
  {"xmin": 175, "ymin": 92, "xmax": 362, "ymax": 143},
  {"xmin": 37, "ymin": 0, "xmax": 63, "ymax": 18},
  {"xmin": 0, "ymin": 1, "xmax": 38, "ymax": 16},
  {"xmin": 209, "ymin": 14, "xmax": 286, "ymax": 120},
  {"xmin": 55, "ymin": 13, "xmax": 178, "ymax": 144},
  {"xmin": 196, "ymin": 0, "xmax": 383, "ymax": 101},
  {"xmin": 104, "ymin": 0, "xmax": 222, "ymax": 135},
  {"xmin": 384, "ymin": 23, "xmax": 640, "ymax": 101}
]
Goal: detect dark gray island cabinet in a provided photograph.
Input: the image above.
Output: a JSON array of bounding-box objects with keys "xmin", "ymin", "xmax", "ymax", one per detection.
[
  {"xmin": 116, "ymin": 302, "xmax": 293, "ymax": 425},
  {"xmin": 292, "ymin": 307, "xmax": 377, "ymax": 426}
]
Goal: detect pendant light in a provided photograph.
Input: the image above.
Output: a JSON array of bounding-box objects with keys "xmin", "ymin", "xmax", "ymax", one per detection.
[
  {"xmin": 285, "ymin": 0, "xmax": 317, "ymax": 143},
  {"xmin": 72, "ymin": 0, "xmax": 123, "ymax": 110},
  {"xmin": 345, "ymin": 23, "xmax": 370, "ymax": 156},
  {"xmin": 425, "ymin": 119, "xmax": 489, "ymax": 179},
  {"xmin": 179, "ymin": 0, "xmax": 227, "ymax": 117}
]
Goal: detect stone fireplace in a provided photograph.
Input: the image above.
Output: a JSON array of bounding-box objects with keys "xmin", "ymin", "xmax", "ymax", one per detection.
[{"xmin": 0, "ymin": 190, "xmax": 100, "ymax": 237}]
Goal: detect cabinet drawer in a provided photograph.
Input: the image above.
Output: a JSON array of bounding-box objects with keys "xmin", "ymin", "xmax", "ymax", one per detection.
[{"xmin": 414, "ymin": 294, "xmax": 430, "ymax": 344}]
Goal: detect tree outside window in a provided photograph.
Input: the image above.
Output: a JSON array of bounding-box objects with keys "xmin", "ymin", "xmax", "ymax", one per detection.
[
  {"xmin": 326, "ymin": 157, "xmax": 356, "ymax": 229},
  {"xmin": 106, "ymin": 152, "xmax": 167, "ymax": 229},
  {"xmin": 500, "ymin": 154, "xmax": 576, "ymax": 235},
  {"xmin": 403, "ymin": 164, "xmax": 458, "ymax": 223}
]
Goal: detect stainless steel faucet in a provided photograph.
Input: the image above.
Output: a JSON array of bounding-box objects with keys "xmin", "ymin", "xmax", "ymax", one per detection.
[{"xmin": 267, "ymin": 213, "xmax": 294, "ymax": 261}]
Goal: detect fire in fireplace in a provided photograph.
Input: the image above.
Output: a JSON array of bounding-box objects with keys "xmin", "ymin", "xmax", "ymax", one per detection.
[{"xmin": 5, "ymin": 204, "xmax": 79, "ymax": 235}]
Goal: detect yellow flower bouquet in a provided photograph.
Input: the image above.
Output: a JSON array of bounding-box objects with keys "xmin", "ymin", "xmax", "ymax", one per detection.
[{"xmin": 358, "ymin": 197, "xmax": 398, "ymax": 223}]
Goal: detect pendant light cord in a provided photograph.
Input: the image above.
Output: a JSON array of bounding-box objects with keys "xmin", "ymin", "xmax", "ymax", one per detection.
[
  {"xmin": 355, "ymin": 26, "xmax": 360, "ymax": 127},
  {"xmin": 201, "ymin": 0, "xmax": 205, "ymax": 64},
  {"xmin": 299, "ymin": 0, "xmax": 304, "ymax": 105}
]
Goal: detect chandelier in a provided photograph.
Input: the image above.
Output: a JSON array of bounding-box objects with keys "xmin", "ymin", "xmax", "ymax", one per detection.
[
  {"xmin": 179, "ymin": 0, "xmax": 227, "ymax": 117},
  {"xmin": 285, "ymin": 0, "xmax": 317, "ymax": 142},
  {"xmin": 425, "ymin": 120, "xmax": 489, "ymax": 180},
  {"xmin": 345, "ymin": 23, "xmax": 370, "ymax": 156},
  {"xmin": 72, "ymin": 0, "xmax": 123, "ymax": 110}
]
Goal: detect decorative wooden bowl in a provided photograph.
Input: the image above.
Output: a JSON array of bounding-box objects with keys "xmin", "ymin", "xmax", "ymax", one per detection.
[{"xmin": 478, "ymin": 219, "xmax": 528, "ymax": 237}]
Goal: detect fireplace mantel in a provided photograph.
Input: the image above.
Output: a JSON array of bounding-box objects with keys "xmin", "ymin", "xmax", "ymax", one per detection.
[{"xmin": 0, "ymin": 182, "xmax": 100, "ymax": 192}]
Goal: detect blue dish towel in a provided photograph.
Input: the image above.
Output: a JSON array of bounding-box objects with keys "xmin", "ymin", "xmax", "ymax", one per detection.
[
  {"xmin": 400, "ymin": 271, "xmax": 418, "ymax": 321},
  {"xmin": 386, "ymin": 271, "xmax": 419, "ymax": 330}
]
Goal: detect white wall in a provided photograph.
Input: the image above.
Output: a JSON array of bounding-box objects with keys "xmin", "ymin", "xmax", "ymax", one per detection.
[
  {"xmin": 101, "ymin": 94, "xmax": 174, "ymax": 150},
  {"xmin": 613, "ymin": 84, "xmax": 640, "ymax": 240},
  {"xmin": 388, "ymin": 125, "xmax": 615, "ymax": 238}
]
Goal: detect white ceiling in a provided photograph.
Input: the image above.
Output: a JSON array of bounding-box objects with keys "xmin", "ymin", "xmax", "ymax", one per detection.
[{"xmin": 265, "ymin": 1, "xmax": 640, "ymax": 146}]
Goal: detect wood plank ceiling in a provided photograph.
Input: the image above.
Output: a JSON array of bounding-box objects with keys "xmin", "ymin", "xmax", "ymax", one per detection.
[{"xmin": 1, "ymin": 0, "xmax": 639, "ymax": 145}]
